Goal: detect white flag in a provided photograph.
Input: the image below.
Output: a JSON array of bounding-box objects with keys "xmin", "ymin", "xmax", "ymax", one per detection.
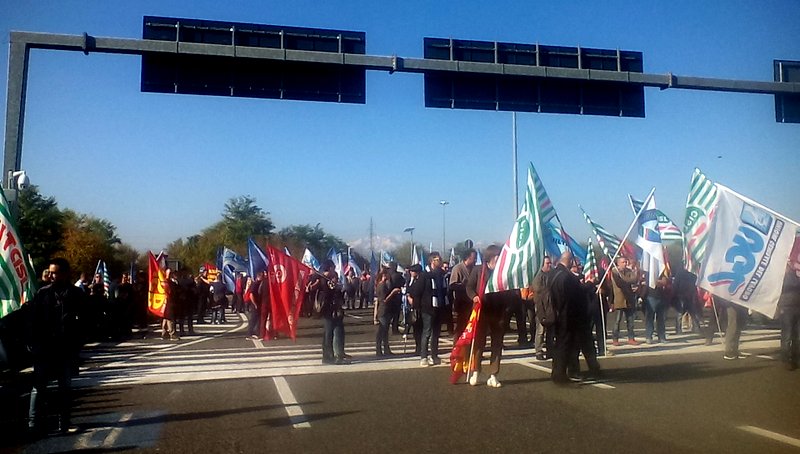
[{"xmin": 697, "ymin": 184, "xmax": 799, "ymax": 318}]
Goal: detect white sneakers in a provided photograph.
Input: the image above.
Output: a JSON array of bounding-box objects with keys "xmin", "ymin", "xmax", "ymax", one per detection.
[
  {"xmin": 420, "ymin": 358, "xmax": 430, "ymax": 367},
  {"xmin": 468, "ymin": 372, "xmax": 502, "ymax": 388}
]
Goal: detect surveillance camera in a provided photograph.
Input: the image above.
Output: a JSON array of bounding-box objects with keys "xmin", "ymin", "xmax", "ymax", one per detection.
[{"xmin": 16, "ymin": 173, "xmax": 29, "ymax": 190}]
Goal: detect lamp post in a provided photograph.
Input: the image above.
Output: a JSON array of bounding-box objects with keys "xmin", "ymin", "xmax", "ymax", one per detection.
[
  {"xmin": 403, "ymin": 227, "xmax": 415, "ymax": 263},
  {"xmin": 439, "ymin": 200, "xmax": 449, "ymax": 253}
]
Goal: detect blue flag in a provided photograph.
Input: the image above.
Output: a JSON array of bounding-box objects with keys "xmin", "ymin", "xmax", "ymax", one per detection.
[
  {"xmin": 221, "ymin": 247, "xmax": 247, "ymax": 292},
  {"xmin": 248, "ymin": 238, "xmax": 269, "ymax": 278}
]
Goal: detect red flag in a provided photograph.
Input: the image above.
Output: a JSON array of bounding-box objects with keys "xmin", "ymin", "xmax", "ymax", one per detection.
[
  {"xmin": 266, "ymin": 245, "xmax": 312, "ymax": 341},
  {"xmin": 147, "ymin": 251, "xmax": 167, "ymax": 317},
  {"xmin": 449, "ymin": 300, "xmax": 482, "ymax": 384},
  {"xmin": 449, "ymin": 266, "xmax": 487, "ymax": 384}
]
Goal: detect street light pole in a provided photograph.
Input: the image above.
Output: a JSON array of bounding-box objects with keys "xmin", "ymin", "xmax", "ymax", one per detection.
[
  {"xmin": 439, "ymin": 200, "xmax": 449, "ymax": 253},
  {"xmin": 403, "ymin": 227, "xmax": 415, "ymax": 263}
]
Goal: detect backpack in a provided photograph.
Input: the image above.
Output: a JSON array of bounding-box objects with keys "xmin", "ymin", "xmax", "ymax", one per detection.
[{"xmin": 536, "ymin": 269, "xmax": 561, "ymax": 327}]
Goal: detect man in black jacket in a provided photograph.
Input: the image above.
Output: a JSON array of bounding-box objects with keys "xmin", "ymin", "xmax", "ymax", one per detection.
[
  {"xmin": 549, "ymin": 251, "xmax": 601, "ymax": 384},
  {"xmin": 27, "ymin": 257, "xmax": 85, "ymax": 435},
  {"xmin": 408, "ymin": 252, "xmax": 447, "ymax": 367}
]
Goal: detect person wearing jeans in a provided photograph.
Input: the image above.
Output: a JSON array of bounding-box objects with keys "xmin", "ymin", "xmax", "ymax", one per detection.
[
  {"xmin": 644, "ymin": 273, "xmax": 669, "ymax": 343},
  {"xmin": 610, "ymin": 257, "xmax": 641, "ymax": 346}
]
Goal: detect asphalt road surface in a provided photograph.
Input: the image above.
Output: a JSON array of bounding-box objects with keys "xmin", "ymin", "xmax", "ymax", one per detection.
[{"xmin": 2, "ymin": 307, "xmax": 798, "ymax": 453}]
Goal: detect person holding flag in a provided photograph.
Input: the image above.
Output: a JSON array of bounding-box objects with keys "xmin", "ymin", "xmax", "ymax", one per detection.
[
  {"xmin": 610, "ymin": 256, "xmax": 641, "ymax": 346},
  {"xmin": 465, "ymin": 244, "xmax": 504, "ymax": 388}
]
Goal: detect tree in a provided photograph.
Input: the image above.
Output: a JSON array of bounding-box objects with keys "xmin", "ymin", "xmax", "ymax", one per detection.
[
  {"xmin": 220, "ymin": 195, "xmax": 274, "ymax": 250},
  {"xmin": 59, "ymin": 210, "xmax": 121, "ymax": 278},
  {"xmin": 276, "ymin": 223, "xmax": 347, "ymax": 264},
  {"xmin": 16, "ymin": 186, "xmax": 64, "ymax": 273}
]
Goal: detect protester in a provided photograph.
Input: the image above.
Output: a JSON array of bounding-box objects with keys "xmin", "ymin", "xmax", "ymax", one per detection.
[
  {"xmin": 531, "ymin": 256, "xmax": 554, "ymax": 360},
  {"xmin": 245, "ymin": 273, "xmax": 263, "ymax": 340},
  {"xmin": 27, "ymin": 257, "xmax": 84, "ymax": 435},
  {"xmin": 643, "ymin": 270, "xmax": 670, "ymax": 344},
  {"xmin": 194, "ymin": 268, "xmax": 211, "ymax": 324},
  {"xmin": 449, "ymin": 249, "xmax": 477, "ymax": 340},
  {"xmin": 610, "ymin": 256, "xmax": 640, "ymax": 346},
  {"xmin": 209, "ymin": 273, "xmax": 228, "ymax": 325},
  {"xmin": 359, "ymin": 269, "xmax": 371, "ymax": 309},
  {"xmin": 550, "ymin": 252, "xmax": 602, "ymax": 383},
  {"xmin": 113, "ymin": 272, "xmax": 135, "ymax": 339},
  {"xmin": 722, "ymin": 299, "xmax": 749, "ymax": 360},
  {"xmin": 162, "ymin": 269, "xmax": 180, "ymax": 340},
  {"xmin": 386, "ymin": 261, "xmax": 404, "ymax": 335},
  {"xmin": 408, "ymin": 252, "xmax": 447, "ymax": 367},
  {"xmin": 672, "ymin": 268, "xmax": 703, "ymax": 335},
  {"xmin": 778, "ymin": 261, "xmax": 800, "ymax": 370},
  {"xmin": 308, "ymin": 260, "xmax": 349, "ymax": 364},
  {"xmin": 466, "ymin": 245, "xmax": 504, "ymax": 388},
  {"xmin": 373, "ymin": 270, "xmax": 396, "ymax": 356}
]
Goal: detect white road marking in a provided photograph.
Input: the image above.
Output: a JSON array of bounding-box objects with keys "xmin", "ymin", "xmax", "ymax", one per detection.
[
  {"xmin": 252, "ymin": 338, "xmax": 265, "ymax": 349},
  {"xmin": 738, "ymin": 425, "xmax": 800, "ymax": 448},
  {"xmin": 273, "ymin": 376, "xmax": 311, "ymax": 429},
  {"xmin": 345, "ymin": 313, "xmax": 363, "ymax": 320},
  {"xmin": 514, "ymin": 361, "xmax": 615, "ymax": 389},
  {"xmin": 102, "ymin": 412, "xmax": 133, "ymax": 447},
  {"xmin": 756, "ymin": 355, "xmax": 774, "ymax": 360}
]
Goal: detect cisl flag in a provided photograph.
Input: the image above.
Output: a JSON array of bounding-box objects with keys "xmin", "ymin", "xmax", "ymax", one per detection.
[
  {"xmin": 0, "ymin": 190, "xmax": 36, "ymax": 318},
  {"xmin": 697, "ymin": 184, "xmax": 799, "ymax": 318}
]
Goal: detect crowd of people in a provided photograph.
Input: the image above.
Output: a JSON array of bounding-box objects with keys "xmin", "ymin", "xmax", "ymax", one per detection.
[{"xmin": 20, "ymin": 246, "xmax": 799, "ymax": 436}]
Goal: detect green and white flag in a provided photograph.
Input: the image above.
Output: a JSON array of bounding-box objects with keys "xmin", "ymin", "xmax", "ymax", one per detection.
[
  {"xmin": 0, "ymin": 190, "xmax": 36, "ymax": 318},
  {"xmin": 486, "ymin": 163, "xmax": 545, "ymax": 293},
  {"xmin": 683, "ymin": 168, "xmax": 718, "ymax": 274}
]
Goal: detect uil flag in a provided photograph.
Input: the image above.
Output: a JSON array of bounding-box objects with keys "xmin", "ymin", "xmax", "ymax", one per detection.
[
  {"xmin": 583, "ymin": 238, "xmax": 599, "ymax": 283},
  {"xmin": 147, "ymin": 251, "xmax": 167, "ymax": 317},
  {"xmin": 629, "ymin": 194, "xmax": 682, "ymax": 241},
  {"xmin": 370, "ymin": 251, "xmax": 378, "ymax": 276},
  {"xmin": 94, "ymin": 260, "xmax": 110, "ymax": 297},
  {"xmin": 345, "ymin": 255, "xmax": 362, "ymax": 277},
  {"xmin": 475, "ymin": 248, "xmax": 483, "ymax": 266},
  {"xmin": 412, "ymin": 245, "xmax": 420, "ymax": 265},
  {"xmin": 697, "ymin": 184, "xmax": 799, "ymax": 318},
  {"xmin": 0, "ymin": 190, "xmax": 36, "ymax": 318},
  {"xmin": 683, "ymin": 168, "xmax": 719, "ymax": 274},
  {"xmin": 449, "ymin": 248, "xmax": 457, "ymax": 267},
  {"xmin": 248, "ymin": 238, "xmax": 269, "ymax": 278},
  {"xmin": 380, "ymin": 250, "xmax": 395, "ymax": 268},
  {"xmin": 632, "ymin": 192, "xmax": 666, "ymax": 289},
  {"xmin": 221, "ymin": 247, "xmax": 247, "ymax": 292},
  {"xmin": 486, "ymin": 163, "xmax": 545, "ymax": 293},
  {"xmin": 266, "ymin": 245, "xmax": 312, "ymax": 340},
  {"xmin": 302, "ymin": 248, "xmax": 321, "ymax": 271}
]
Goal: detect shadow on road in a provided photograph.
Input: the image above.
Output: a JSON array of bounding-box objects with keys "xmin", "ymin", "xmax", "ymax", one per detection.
[
  {"xmin": 605, "ymin": 361, "xmax": 768, "ymax": 384},
  {"xmin": 259, "ymin": 410, "xmax": 360, "ymax": 427}
]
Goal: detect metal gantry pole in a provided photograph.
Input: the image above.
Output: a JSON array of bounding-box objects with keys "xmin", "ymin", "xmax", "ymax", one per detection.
[{"xmin": 512, "ymin": 112, "xmax": 519, "ymax": 218}]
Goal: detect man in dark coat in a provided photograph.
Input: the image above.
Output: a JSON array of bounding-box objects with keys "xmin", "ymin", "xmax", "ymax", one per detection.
[
  {"xmin": 549, "ymin": 251, "xmax": 601, "ymax": 384},
  {"xmin": 27, "ymin": 257, "xmax": 85, "ymax": 435}
]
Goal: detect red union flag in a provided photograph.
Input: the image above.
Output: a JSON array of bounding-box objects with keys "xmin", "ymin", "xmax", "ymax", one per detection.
[
  {"xmin": 266, "ymin": 245, "xmax": 312, "ymax": 341},
  {"xmin": 147, "ymin": 251, "xmax": 167, "ymax": 318}
]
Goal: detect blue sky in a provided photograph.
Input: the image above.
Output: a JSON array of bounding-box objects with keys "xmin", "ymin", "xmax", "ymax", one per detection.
[{"xmin": 2, "ymin": 1, "xmax": 799, "ymax": 256}]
